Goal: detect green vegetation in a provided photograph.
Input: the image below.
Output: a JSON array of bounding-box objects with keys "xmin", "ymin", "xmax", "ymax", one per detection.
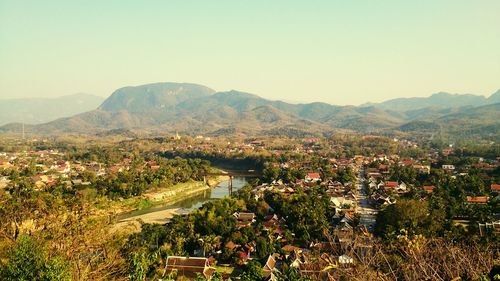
[
  {"xmin": 0, "ymin": 135, "xmax": 498, "ymax": 280},
  {"xmin": 0, "ymin": 236, "xmax": 70, "ymax": 281}
]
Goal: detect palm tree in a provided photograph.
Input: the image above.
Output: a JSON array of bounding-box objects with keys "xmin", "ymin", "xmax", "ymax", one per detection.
[{"xmin": 198, "ymin": 235, "xmax": 220, "ymax": 256}]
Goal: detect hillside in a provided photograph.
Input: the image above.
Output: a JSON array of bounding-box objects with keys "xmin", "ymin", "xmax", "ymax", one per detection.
[
  {"xmin": 99, "ymin": 82, "xmax": 215, "ymax": 112},
  {"xmin": 395, "ymin": 103, "xmax": 500, "ymax": 140},
  {"xmin": 363, "ymin": 90, "xmax": 500, "ymax": 111},
  {"xmin": 0, "ymin": 93, "xmax": 104, "ymax": 126},
  {"xmin": 1, "ymin": 82, "xmax": 499, "ymax": 139}
]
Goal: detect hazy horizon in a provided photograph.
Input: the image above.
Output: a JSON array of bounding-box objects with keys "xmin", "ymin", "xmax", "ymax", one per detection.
[{"xmin": 1, "ymin": 1, "xmax": 499, "ymax": 105}]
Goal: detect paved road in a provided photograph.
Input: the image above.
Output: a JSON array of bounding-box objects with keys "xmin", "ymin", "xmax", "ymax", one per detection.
[{"xmin": 355, "ymin": 169, "xmax": 377, "ymax": 231}]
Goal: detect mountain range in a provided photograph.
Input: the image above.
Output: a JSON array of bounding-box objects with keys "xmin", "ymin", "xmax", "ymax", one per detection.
[
  {"xmin": 0, "ymin": 93, "xmax": 104, "ymax": 126},
  {"xmin": 1, "ymin": 82, "xmax": 499, "ymax": 139},
  {"xmin": 362, "ymin": 90, "xmax": 500, "ymax": 111}
]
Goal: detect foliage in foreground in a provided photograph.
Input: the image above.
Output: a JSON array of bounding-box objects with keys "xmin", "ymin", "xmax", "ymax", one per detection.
[{"xmin": 0, "ymin": 235, "xmax": 71, "ymax": 281}]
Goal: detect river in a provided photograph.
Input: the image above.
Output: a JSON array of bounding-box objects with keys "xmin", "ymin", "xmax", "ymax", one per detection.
[{"xmin": 116, "ymin": 176, "xmax": 249, "ymax": 224}]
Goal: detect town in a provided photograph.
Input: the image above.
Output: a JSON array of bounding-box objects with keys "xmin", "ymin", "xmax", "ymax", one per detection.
[{"xmin": 0, "ymin": 134, "xmax": 498, "ymax": 280}]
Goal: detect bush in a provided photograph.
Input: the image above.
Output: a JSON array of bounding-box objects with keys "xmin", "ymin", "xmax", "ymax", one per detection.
[{"xmin": 0, "ymin": 235, "xmax": 71, "ymax": 281}]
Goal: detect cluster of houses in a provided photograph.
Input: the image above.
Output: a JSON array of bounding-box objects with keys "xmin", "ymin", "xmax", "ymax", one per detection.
[
  {"xmin": 166, "ymin": 208, "xmax": 364, "ymax": 280},
  {"xmin": 0, "ymin": 150, "xmax": 162, "ymax": 191},
  {"xmin": 164, "ymin": 245, "xmax": 360, "ymax": 280},
  {"xmin": 365, "ymin": 162, "xmax": 411, "ymax": 208},
  {"xmin": 161, "ymin": 165, "xmax": 368, "ymax": 280},
  {"xmin": 253, "ymin": 171, "xmax": 358, "ymax": 216},
  {"xmin": 477, "ymin": 184, "xmax": 500, "ymax": 237},
  {"xmin": 366, "ymin": 178, "xmax": 407, "ymax": 208}
]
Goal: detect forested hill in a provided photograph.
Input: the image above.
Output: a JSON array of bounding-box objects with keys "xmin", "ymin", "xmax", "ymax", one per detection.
[
  {"xmin": 1, "ymin": 82, "xmax": 499, "ymax": 140},
  {"xmin": 362, "ymin": 90, "xmax": 500, "ymax": 111}
]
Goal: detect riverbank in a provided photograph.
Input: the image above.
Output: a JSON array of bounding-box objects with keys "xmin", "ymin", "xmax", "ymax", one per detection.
[
  {"xmin": 110, "ymin": 207, "xmax": 181, "ymax": 234},
  {"xmin": 207, "ymin": 174, "xmax": 230, "ymax": 187},
  {"xmin": 137, "ymin": 174, "xmax": 229, "ymax": 208},
  {"xmin": 106, "ymin": 174, "xmax": 230, "ymax": 234},
  {"xmin": 96, "ymin": 174, "xmax": 229, "ymax": 216}
]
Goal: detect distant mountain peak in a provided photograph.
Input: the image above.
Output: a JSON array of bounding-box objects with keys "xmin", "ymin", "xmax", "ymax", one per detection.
[
  {"xmin": 365, "ymin": 91, "xmax": 492, "ymax": 111},
  {"xmin": 214, "ymin": 90, "xmax": 260, "ymax": 98},
  {"xmin": 430, "ymin": 91, "xmax": 480, "ymax": 98},
  {"xmin": 488, "ymin": 89, "xmax": 500, "ymax": 103},
  {"xmin": 98, "ymin": 82, "xmax": 216, "ymax": 112},
  {"xmin": 431, "ymin": 91, "xmax": 453, "ymax": 96}
]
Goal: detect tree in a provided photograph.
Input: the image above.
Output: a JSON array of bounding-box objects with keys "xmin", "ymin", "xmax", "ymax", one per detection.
[
  {"xmin": 198, "ymin": 234, "xmax": 220, "ymax": 257},
  {"xmin": 195, "ymin": 272, "xmax": 224, "ymax": 281},
  {"xmin": 276, "ymin": 265, "xmax": 312, "ymax": 281},
  {"xmin": 0, "ymin": 235, "xmax": 70, "ymax": 281},
  {"xmin": 255, "ymin": 236, "xmax": 274, "ymax": 260},
  {"xmin": 263, "ymin": 165, "xmax": 280, "ymax": 183},
  {"xmin": 127, "ymin": 250, "xmax": 155, "ymax": 281},
  {"xmin": 240, "ymin": 260, "xmax": 263, "ymax": 281},
  {"xmin": 375, "ymin": 199, "xmax": 429, "ymax": 237}
]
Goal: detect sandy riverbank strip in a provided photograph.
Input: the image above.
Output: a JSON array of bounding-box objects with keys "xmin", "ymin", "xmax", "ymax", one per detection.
[{"xmin": 110, "ymin": 207, "xmax": 181, "ymax": 233}]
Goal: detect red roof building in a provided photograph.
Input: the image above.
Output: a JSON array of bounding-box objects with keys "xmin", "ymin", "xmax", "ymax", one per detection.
[
  {"xmin": 399, "ymin": 160, "xmax": 415, "ymax": 166},
  {"xmin": 306, "ymin": 173, "xmax": 320, "ymax": 179},
  {"xmin": 165, "ymin": 256, "xmax": 215, "ymax": 279},
  {"xmin": 423, "ymin": 186, "xmax": 435, "ymax": 193},
  {"xmin": 386, "ymin": 181, "xmax": 399, "ymax": 188},
  {"xmin": 466, "ymin": 196, "xmax": 490, "ymax": 204},
  {"xmin": 305, "ymin": 173, "xmax": 321, "ymax": 184}
]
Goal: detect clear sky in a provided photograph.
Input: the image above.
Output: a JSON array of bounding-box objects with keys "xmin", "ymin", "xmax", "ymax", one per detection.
[{"xmin": 0, "ymin": 0, "xmax": 499, "ymax": 105}]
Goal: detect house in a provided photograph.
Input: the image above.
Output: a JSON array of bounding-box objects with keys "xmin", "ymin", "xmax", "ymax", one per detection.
[
  {"xmin": 262, "ymin": 254, "xmax": 278, "ymax": 278},
  {"xmin": 478, "ymin": 221, "xmax": 500, "ymax": 236},
  {"xmin": 442, "ymin": 165, "xmax": 455, "ymax": 171},
  {"xmin": 225, "ymin": 241, "xmax": 240, "ymax": 252},
  {"xmin": 399, "ymin": 160, "xmax": 415, "ymax": 166},
  {"xmin": 367, "ymin": 171, "xmax": 382, "ymax": 179},
  {"xmin": 385, "ymin": 181, "xmax": 398, "ymax": 188},
  {"xmin": 71, "ymin": 179, "xmax": 91, "ymax": 186},
  {"xmin": 281, "ymin": 245, "xmax": 301, "ymax": 253},
  {"xmin": 164, "ymin": 256, "xmax": 215, "ymax": 279},
  {"xmin": 330, "ymin": 197, "xmax": 354, "ymax": 210},
  {"xmin": 395, "ymin": 182, "xmax": 407, "ymax": 193},
  {"xmin": 382, "ymin": 181, "xmax": 397, "ymax": 191},
  {"xmin": 336, "ymin": 216, "xmax": 354, "ymax": 232},
  {"xmin": 338, "ymin": 254, "xmax": 354, "ymax": 266},
  {"xmin": 423, "ymin": 186, "xmax": 435, "ymax": 193},
  {"xmin": 305, "ymin": 173, "xmax": 321, "ymax": 183},
  {"xmin": 383, "ymin": 181, "xmax": 407, "ymax": 193},
  {"xmin": 0, "ymin": 160, "xmax": 13, "ymax": 169},
  {"xmin": 491, "ymin": 184, "xmax": 500, "ymax": 192},
  {"xmin": 292, "ymin": 254, "xmax": 334, "ymax": 280},
  {"xmin": 376, "ymin": 181, "xmax": 386, "ymax": 190},
  {"xmin": 234, "ymin": 212, "xmax": 255, "ymax": 221},
  {"xmin": 371, "ymin": 193, "xmax": 396, "ymax": 207},
  {"xmin": 235, "ymin": 241, "xmax": 257, "ymax": 264},
  {"xmin": 466, "ymin": 196, "xmax": 489, "ymax": 204},
  {"xmin": 0, "ymin": 177, "xmax": 11, "ymax": 189},
  {"xmin": 250, "ymin": 140, "xmax": 265, "ymax": 147},
  {"xmin": 109, "ymin": 165, "xmax": 123, "ymax": 174},
  {"xmin": 147, "ymin": 161, "xmax": 160, "ymax": 171},
  {"xmin": 413, "ymin": 165, "xmax": 431, "ymax": 174},
  {"xmin": 378, "ymin": 164, "xmax": 389, "ymax": 171},
  {"xmin": 52, "ymin": 163, "xmax": 71, "ymax": 174},
  {"xmin": 233, "ymin": 212, "xmax": 256, "ymax": 229}
]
